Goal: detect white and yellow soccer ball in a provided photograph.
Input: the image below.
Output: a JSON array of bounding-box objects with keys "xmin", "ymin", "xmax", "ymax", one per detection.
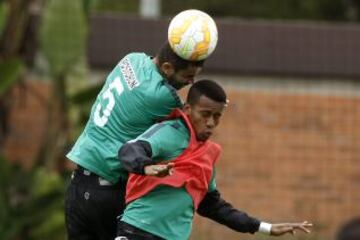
[{"xmin": 168, "ymin": 9, "xmax": 218, "ymax": 61}]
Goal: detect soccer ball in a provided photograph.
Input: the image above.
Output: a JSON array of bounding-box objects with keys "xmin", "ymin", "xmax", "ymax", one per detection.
[{"xmin": 168, "ymin": 9, "xmax": 218, "ymax": 61}]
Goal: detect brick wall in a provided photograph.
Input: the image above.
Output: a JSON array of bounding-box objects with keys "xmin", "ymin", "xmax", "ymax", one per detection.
[
  {"xmin": 3, "ymin": 80, "xmax": 360, "ymax": 239},
  {"xmin": 187, "ymin": 87, "xmax": 360, "ymax": 240},
  {"xmin": 3, "ymin": 80, "xmax": 50, "ymax": 169}
]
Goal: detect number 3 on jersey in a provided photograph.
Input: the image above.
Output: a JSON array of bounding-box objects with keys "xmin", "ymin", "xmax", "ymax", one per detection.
[{"xmin": 94, "ymin": 77, "xmax": 124, "ymax": 127}]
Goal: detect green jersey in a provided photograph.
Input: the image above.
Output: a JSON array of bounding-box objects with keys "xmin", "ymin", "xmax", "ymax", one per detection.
[
  {"xmin": 121, "ymin": 119, "xmax": 216, "ymax": 240},
  {"xmin": 67, "ymin": 53, "xmax": 182, "ymax": 183}
]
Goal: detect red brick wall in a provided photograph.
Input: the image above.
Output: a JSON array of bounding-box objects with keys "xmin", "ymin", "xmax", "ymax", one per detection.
[
  {"xmin": 189, "ymin": 88, "xmax": 360, "ymax": 240},
  {"xmin": 3, "ymin": 80, "xmax": 50, "ymax": 169},
  {"xmin": 4, "ymin": 81, "xmax": 360, "ymax": 239}
]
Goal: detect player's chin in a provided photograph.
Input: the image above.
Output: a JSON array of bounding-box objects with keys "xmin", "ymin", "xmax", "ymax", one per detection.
[
  {"xmin": 173, "ymin": 82, "xmax": 188, "ymax": 90},
  {"xmin": 197, "ymin": 132, "xmax": 212, "ymax": 141}
]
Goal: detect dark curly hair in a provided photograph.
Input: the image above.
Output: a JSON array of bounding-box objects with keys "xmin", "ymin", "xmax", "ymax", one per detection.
[
  {"xmin": 156, "ymin": 42, "xmax": 205, "ymax": 72},
  {"xmin": 187, "ymin": 79, "xmax": 227, "ymax": 105}
]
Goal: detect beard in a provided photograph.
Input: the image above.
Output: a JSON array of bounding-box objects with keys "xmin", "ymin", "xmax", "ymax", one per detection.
[{"xmin": 167, "ymin": 75, "xmax": 189, "ymax": 90}]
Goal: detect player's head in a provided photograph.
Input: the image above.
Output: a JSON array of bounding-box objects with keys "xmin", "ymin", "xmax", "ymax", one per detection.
[
  {"xmin": 183, "ymin": 79, "xmax": 227, "ymax": 141},
  {"xmin": 155, "ymin": 42, "xmax": 204, "ymax": 90},
  {"xmin": 337, "ymin": 217, "xmax": 360, "ymax": 240}
]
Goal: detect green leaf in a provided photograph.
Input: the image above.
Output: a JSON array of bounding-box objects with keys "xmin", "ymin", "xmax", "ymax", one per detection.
[
  {"xmin": 0, "ymin": 156, "xmax": 68, "ymax": 239},
  {"xmin": 83, "ymin": 0, "xmax": 99, "ymax": 17},
  {"xmin": 40, "ymin": 0, "xmax": 88, "ymax": 77},
  {"xmin": 0, "ymin": 2, "xmax": 8, "ymax": 37},
  {"xmin": 31, "ymin": 168, "xmax": 64, "ymax": 198},
  {"xmin": 30, "ymin": 210, "xmax": 66, "ymax": 240},
  {"xmin": 0, "ymin": 58, "xmax": 23, "ymax": 96}
]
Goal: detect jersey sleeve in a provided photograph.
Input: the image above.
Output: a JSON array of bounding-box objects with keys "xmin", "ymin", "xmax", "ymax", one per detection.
[
  {"xmin": 197, "ymin": 189, "xmax": 261, "ymax": 234},
  {"xmin": 136, "ymin": 120, "xmax": 189, "ymax": 162}
]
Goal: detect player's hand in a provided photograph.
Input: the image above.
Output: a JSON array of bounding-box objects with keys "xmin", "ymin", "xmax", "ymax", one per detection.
[
  {"xmin": 144, "ymin": 163, "xmax": 174, "ymax": 177},
  {"xmin": 270, "ymin": 221, "xmax": 313, "ymax": 236}
]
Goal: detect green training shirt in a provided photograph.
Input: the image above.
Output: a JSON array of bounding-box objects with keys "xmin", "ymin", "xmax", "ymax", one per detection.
[
  {"xmin": 121, "ymin": 119, "xmax": 216, "ymax": 240},
  {"xmin": 66, "ymin": 53, "xmax": 182, "ymax": 183}
]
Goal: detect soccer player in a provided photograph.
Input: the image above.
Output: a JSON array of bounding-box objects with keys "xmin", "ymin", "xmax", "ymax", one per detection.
[
  {"xmin": 116, "ymin": 80, "xmax": 313, "ymax": 240},
  {"xmin": 64, "ymin": 42, "xmax": 204, "ymax": 240}
]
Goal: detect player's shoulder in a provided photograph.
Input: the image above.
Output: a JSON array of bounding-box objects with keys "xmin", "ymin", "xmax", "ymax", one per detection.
[
  {"xmin": 161, "ymin": 119, "xmax": 188, "ymax": 138},
  {"xmin": 141, "ymin": 119, "xmax": 187, "ymax": 139},
  {"xmin": 124, "ymin": 52, "xmax": 147, "ymax": 58},
  {"xmin": 116, "ymin": 52, "xmax": 149, "ymax": 70},
  {"xmin": 160, "ymin": 119, "xmax": 189, "ymax": 143},
  {"xmin": 122, "ymin": 52, "xmax": 149, "ymax": 64},
  {"xmin": 163, "ymin": 119, "xmax": 186, "ymax": 131},
  {"xmin": 146, "ymin": 81, "xmax": 183, "ymax": 107}
]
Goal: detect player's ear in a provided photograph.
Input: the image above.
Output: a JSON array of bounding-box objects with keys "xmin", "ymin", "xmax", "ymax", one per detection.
[
  {"xmin": 160, "ymin": 62, "xmax": 175, "ymax": 77},
  {"xmin": 183, "ymin": 103, "xmax": 191, "ymax": 115}
]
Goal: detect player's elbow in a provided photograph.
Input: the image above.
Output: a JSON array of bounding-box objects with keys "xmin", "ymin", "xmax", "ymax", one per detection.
[{"xmin": 118, "ymin": 140, "xmax": 153, "ymax": 174}]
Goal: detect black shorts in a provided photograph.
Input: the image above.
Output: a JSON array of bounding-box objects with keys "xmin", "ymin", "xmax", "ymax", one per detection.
[
  {"xmin": 116, "ymin": 221, "xmax": 164, "ymax": 240},
  {"xmin": 65, "ymin": 166, "xmax": 127, "ymax": 240}
]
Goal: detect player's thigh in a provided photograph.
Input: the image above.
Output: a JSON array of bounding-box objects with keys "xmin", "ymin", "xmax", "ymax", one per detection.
[
  {"xmin": 90, "ymin": 185, "xmax": 126, "ymax": 239},
  {"xmin": 65, "ymin": 183, "xmax": 98, "ymax": 240}
]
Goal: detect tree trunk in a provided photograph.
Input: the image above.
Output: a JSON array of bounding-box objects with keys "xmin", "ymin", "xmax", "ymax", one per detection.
[
  {"xmin": 0, "ymin": 0, "xmax": 31, "ymax": 60},
  {"xmin": 0, "ymin": 0, "xmax": 31, "ymax": 152}
]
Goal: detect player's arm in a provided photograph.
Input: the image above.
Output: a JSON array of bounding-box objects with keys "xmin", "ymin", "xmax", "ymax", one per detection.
[
  {"xmin": 197, "ymin": 189, "xmax": 260, "ymax": 233},
  {"xmin": 119, "ymin": 122, "xmax": 184, "ymax": 176},
  {"xmin": 197, "ymin": 190, "xmax": 312, "ymax": 236},
  {"xmin": 197, "ymin": 169, "xmax": 260, "ymax": 233},
  {"xmin": 118, "ymin": 140, "xmax": 154, "ymax": 175},
  {"xmin": 119, "ymin": 140, "xmax": 174, "ymax": 177}
]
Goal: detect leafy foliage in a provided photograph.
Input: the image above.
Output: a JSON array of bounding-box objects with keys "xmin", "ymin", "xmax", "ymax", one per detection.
[
  {"xmin": 0, "ymin": 58, "xmax": 23, "ymax": 96},
  {"xmin": 0, "ymin": 2, "xmax": 8, "ymax": 37},
  {"xmin": 37, "ymin": 0, "xmax": 90, "ymax": 170},
  {"xmin": 0, "ymin": 156, "xmax": 68, "ymax": 239},
  {"xmin": 40, "ymin": 0, "xmax": 88, "ymax": 77},
  {"xmin": 1, "ymin": 0, "xmax": 93, "ymax": 239}
]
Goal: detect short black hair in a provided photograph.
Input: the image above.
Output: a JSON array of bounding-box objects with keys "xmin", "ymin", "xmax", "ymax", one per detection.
[
  {"xmin": 157, "ymin": 42, "xmax": 205, "ymax": 72},
  {"xmin": 337, "ymin": 217, "xmax": 360, "ymax": 240},
  {"xmin": 187, "ymin": 79, "xmax": 227, "ymax": 105}
]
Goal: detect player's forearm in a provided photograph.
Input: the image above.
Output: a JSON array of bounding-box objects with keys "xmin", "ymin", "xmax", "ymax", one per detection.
[
  {"xmin": 197, "ymin": 190, "xmax": 260, "ymax": 233},
  {"xmin": 118, "ymin": 140, "xmax": 154, "ymax": 175}
]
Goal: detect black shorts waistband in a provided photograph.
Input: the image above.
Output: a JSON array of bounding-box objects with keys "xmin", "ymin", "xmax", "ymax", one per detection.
[
  {"xmin": 72, "ymin": 165, "xmax": 126, "ymax": 188},
  {"xmin": 117, "ymin": 221, "xmax": 164, "ymax": 240}
]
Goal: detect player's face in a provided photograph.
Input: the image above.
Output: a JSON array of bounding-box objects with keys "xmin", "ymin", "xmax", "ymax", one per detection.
[
  {"xmin": 167, "ymin": 65, "xmax": 202, "ymax": 90},
  {"xmin": 184, "ymin": 95, "xmax": 225, "ymax": 141}
]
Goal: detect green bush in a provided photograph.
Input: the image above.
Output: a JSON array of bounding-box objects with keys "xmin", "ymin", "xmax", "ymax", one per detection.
[{"xmin": 0, "ymin": 156, "xmax": 69, "ymax": 240}]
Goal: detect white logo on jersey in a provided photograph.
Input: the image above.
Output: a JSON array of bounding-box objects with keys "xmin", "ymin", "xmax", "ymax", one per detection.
[{"xmin": 119, "ymin": 58, "xmax": 139, "ymax": 90}]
